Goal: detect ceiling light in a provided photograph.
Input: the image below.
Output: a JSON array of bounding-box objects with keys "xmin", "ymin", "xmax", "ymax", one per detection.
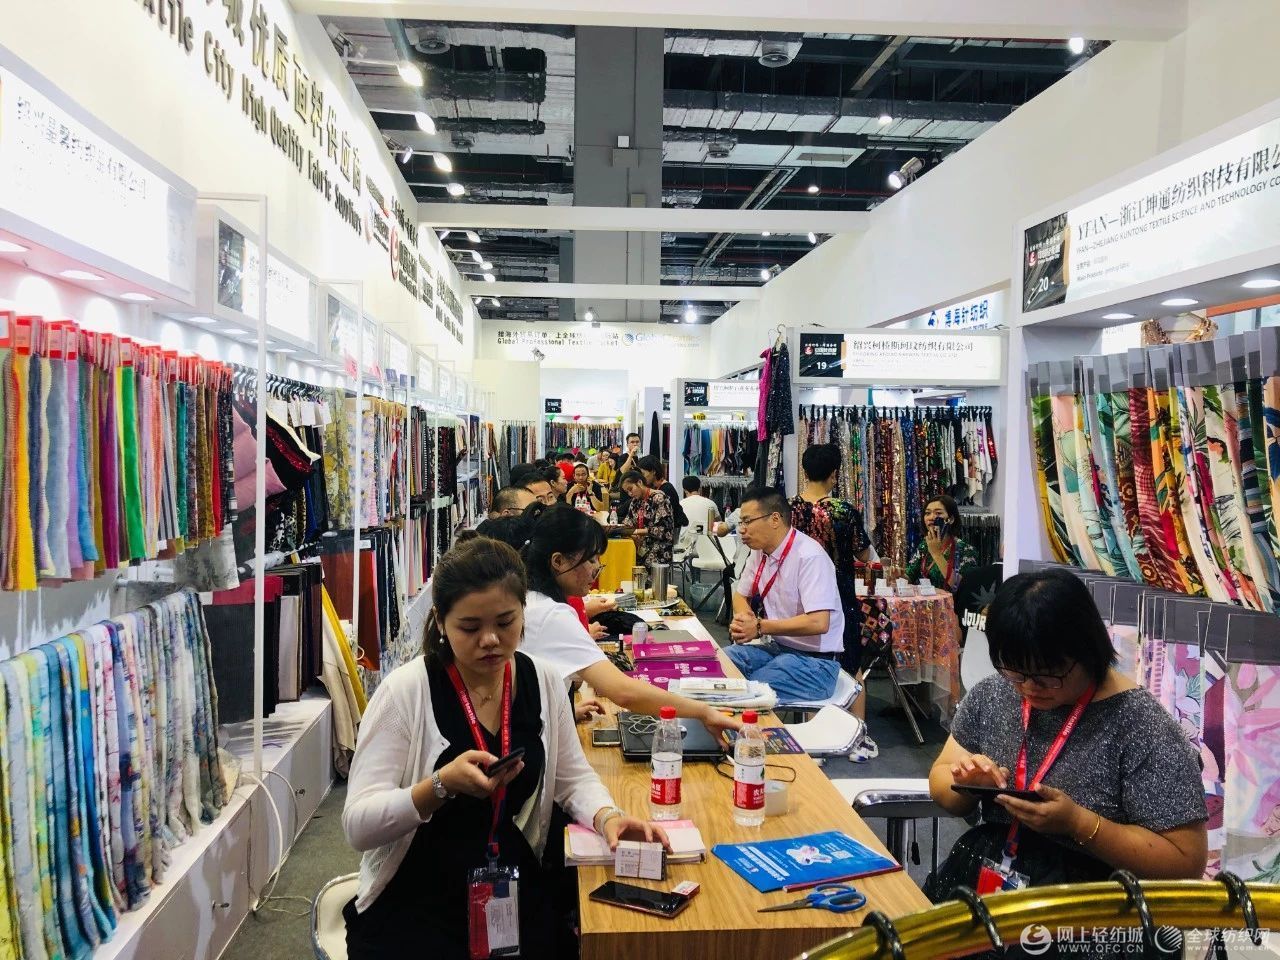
[
  {"xmin": 446, "ymin": 182, "xmax": 466, "ymax": 197},
  {"xmin": 273, "ymin": 347, "xmax": 296, "ymax": 355},
  {"xmin": 762, "ymin": 231, "xmax": 771, "ymax": 237},
  {"xmin": 1161, "ymin": 297, "xmax": 1199, "ymax": 307},
  {"xmin": 223, "ymin": 328, "xmax": 250, "ymax": 336},
  {"xmin": 808, "ymin": 232, "xmax": 817, "ymax": 244},
  {"xmin": 888, "ymin": 156, "xmax": 925, "ymax": 191},
  {"xmin": 60, "ymin": 269, "xmax": 102, "ymax": 281},
  {"xmin": 807, "ymin": 184, "xmax": 820, "ymax": 194},
  {"xmin": 878, "ymin": 113, "xmax": 893, "ymax": 125},
  {"xmin": 887, "ymin": 170, "xmax": 905, "ymax": 190},
  {"xmin": 489, "ymin": 298, "xmax": 501, "ymax": 307},
  {"xmin": 465, "ymin": 231, "xmax": 481, "ymax": 244},
  {"xmin": 1243, "ymin": 278, "xmax": 1280, "ymax": 290},
  {"xmin": 187, "ymin": 316, "xmax": 217, "ymax": 324},
  {"xmin": 398, "ymin": 61, "xmax": 424, "ymax": 87},
  {"xmin": 399, "ymin": 146, "xmax": 413, "ymax": 164},
  {"xmin": 584, "ymin": 308, "xmax": 595, "ymax": 322},
  {"xmin": 684, "ymin": 305, "xmax": 697, "ymax": 324},
  {"xmin": 480, "ymin": 261, "xmax": 493, "ymax": 271},
  {"xmin": 473, "ymin": 295, "xmax": 483, "ymax": 304},
  {"xmin": 759, "ymin": 268, "xmax": 771, "ymax": 282},
  {"xmin": 433, "ymin": 153, "xmax": 452, "ymax": 173},
  {"xmin": 414, "ymin": 111, "xmax": 436, "ymax": 134},
  {"xmin": 0, "ymin": 240, "xmax": 28, "ymax": 254},
  {"xmin": 483, "ymin": 273, "xmax": 495, "ymax": 283},
  {"xmin": 469, "ymin": 249, "xmax": 483, "ymax": 264},
  {"xmin": 1102, "ymin": 312, "xmax": 1136, "ymax": 321},
  {"xmin": 120, "ymin": 292, "xmax": 154, "ymax": 302},
  {"xmin": 1067, "ymin": 36, "xmax": 1086, "ymax": 55}
]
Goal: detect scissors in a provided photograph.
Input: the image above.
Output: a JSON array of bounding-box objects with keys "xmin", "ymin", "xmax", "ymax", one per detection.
[{"xmin": 757, "ymin": 884, "xmax": 867, "ymax": 914}]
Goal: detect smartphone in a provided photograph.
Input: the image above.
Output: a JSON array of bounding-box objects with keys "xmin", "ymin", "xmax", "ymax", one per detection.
[
  {"xmin": 589, "ymin": 881, "xmax": 692, "ymax": 919},
  {"xmin": 591, "ymin": 728, "xmax": 622, "ymax": 748},
  {"xmin": 485, "ymin": 747, "xmax": 527, "ymax": 777},
  {"xmin": 951, "ymin": 784, "xmax": 1045, "ymax": 803}
]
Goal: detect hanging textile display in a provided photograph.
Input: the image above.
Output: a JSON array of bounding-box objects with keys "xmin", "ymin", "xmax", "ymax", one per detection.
[
  {"xmin": 797, "ymin": 404, "xmax": 998, "ymax": 570},
  {"xmin": 1028, "ymin": 331, "xmax": 1280, "ymax": 610},
  {"xmin": 0, "ymin": 589, "xmax": 227, "ymax": 955},
  {"xmin": 755, "ymin": 336, "xmax": 793, "ymax": 492},
  {"xmin": 680, "ymin": 422, "xmax": 757, "ymax": 477},
  {"xmin": 542, "ymin": 420, "xmax": 622, "ymax": 454},
  {"xmin": 500, "ymin": 421, "xmax": 538, "ymax": 483}
]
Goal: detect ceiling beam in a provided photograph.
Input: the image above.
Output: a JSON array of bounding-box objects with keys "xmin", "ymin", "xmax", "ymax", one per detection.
[
  {"xmin": 464, "ymin": 282, "xmax": 762, "ymax": 301},
  {"xmin": 292, "ymin": 0, "xmax": 1186, "ymax": 41},
  {"xmin": 664, "ymin": 90, "xmax": 1014, "ymax": 124},
  {"xmin": 420, "ymin": 203, "xmax": 867, "ymax": 233}
]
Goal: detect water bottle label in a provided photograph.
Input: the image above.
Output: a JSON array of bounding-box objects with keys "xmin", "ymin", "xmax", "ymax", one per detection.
[
  {"xmin": 651, "ymin": 758, "xmax": 682, "ymax": 805},
  {"xmin": 733, "ymin": 763, "xmax": 765, "ymax": 810}
]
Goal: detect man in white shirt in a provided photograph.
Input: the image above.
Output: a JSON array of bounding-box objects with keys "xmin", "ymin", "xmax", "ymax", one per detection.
[
  {"xmin": 725, "ymin": 488, "xmax": 844, "ymax": 702},
  {"xmin": 679, "ymin": 475, "xmax": 721, "ymax": 548}
]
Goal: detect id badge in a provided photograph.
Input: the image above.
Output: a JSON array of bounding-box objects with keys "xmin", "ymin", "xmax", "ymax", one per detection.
[
  {"xmin": 467, "ymin": 862, "xmax": 520, "ymax": 959},
  {"xmin": 976, "ymin": 858, "xmax": 1029, "ymax": 895}
]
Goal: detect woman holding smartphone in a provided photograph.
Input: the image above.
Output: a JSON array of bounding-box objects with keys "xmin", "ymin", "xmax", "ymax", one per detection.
[
  {"xmin": 905, "ymin": 494, "xmax": 978, "ymax": 592},
  {"xmin": 342, "ymin": 538, "xmax": 664, "ymax": 958}
]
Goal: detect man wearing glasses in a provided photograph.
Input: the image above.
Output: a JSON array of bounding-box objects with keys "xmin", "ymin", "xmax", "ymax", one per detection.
[
  {"xmin": 724, "ymin": 488, "xmax": 844, "ymax": 702},
  {"xmin": 510, "ymin": 463, "xmax": 560, "ymax": 506}
]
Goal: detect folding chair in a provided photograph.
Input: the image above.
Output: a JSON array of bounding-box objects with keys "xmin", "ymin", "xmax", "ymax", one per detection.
[{"xmin": 311, "ymin": 873, "xmax": 360, "ymax": 960}]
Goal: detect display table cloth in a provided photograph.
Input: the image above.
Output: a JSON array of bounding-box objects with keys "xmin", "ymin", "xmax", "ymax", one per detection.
[
  {"xmin": 596, "ymin": 537, "xmax": 637, "ymax": 593},
  {"xmin": 861, "ymin": 592, "xmax": 962, "ymax": 725}
]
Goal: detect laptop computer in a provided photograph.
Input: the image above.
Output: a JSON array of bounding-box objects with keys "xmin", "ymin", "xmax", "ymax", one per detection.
[{"xmin": 616, "ymin": 711, "xmax": 727, "ymax": 762}]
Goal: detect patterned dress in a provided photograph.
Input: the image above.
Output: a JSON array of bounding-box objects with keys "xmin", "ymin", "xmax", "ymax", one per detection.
[{"xmin": 905, "ymin": 536, "xmax": 979, "ymax": 592}]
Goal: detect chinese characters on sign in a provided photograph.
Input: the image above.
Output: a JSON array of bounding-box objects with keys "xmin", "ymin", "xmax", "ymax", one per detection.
[
  {"xmin": 1023, "ymin": 113, "xmax": 1280, "ymax": 311},
  {"xmin": 794, "ymin": 330, "xmax": 1003, "ymax": 385}
]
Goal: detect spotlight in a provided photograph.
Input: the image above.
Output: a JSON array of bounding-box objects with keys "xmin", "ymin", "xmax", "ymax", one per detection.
[
  {"xmin": 433, "ymin": 153, "xmax": 452, "ymax": 172},
  {"xmin": 762, "ymin": 231, "xmax": 771, "ymax": 237},
  {"xmin": 399, "ymin": 146, "xmax": 413, "ymax": 164},
  {"xmin": 1102, "ymin": 312, "xmax": 1136, "ymax": 321},
  {"xmin": 807, "ymin": 184, "xmax": 820, "ymax": 194},
  {"xmin": 483, "ymin": 273, "xmax": 496, "ymax": 283},
  {"xmin": 398, "ymin": 61, "xmax": 424, "ymax": 87},
  {"xmin": 489, "ymin": 298, "xmax": 501, "ymax": 307},
  {"xmin": 878, "ymin": 113, "xmax": 893, "ymax": 125},
  {"xmin": 187, "ymin": 316, "xmax": 218, "ymax": 324},
  {"xmin": 480, "ymin": 261, "xmax": 493, "ymax": 271},
  {"xmin": 446, "ymin": 182, "xmax": 466, "ymax": 197},
  {"xmin": 1161, "ymin": 297, "xmax": 1198, "ymax": 307},
  {"xmin": 414, "ymin": 111, "xmax": 436, "ymax": 134},
  {"xmin": 438, "ymin": 230, "xmax": 452, "ymax": 241},
  {"xmin": 469, "ymin": 250, "xmax": 483, "ymax": 264},
  {"xmin": 465, "ymin": 231, "xmax": 481, "ymax": 244},
  {"xmin": 120, "ymin": 292, "xmax": 154, "ymax": 302},
  {"xmin": 1243, "ymin": 278, "xmax": 1280, "ymax": 290},
  {"xmin": 584, "ymin": 308, "xmax": 596, "ymax": 322},
  {"xmin": 1067, "ymin": 36, "xmax": 1086, "ymax": 55},
  {"xmin": 60, "ymin": 269, "xmax": 102, "ymax": 281},
  {"xmin": 808, "ymin": 232, "xmax": 817, "ymax": 244},
  {"xmin": 684, "ymin": 305, "xmax": 697, "ymax": 323},
  {"xmin": 760, "ymin": 268, "xmax": 770, "ymax": 282},
  {"xmin": 888, "ymin": 156, "xmax": 924, "ymax": 190}
]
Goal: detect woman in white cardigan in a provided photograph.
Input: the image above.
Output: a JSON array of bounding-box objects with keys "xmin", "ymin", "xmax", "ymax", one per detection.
[{"xmin": 342, "ymin": 538, "xmax": 663, "ymax": 958}]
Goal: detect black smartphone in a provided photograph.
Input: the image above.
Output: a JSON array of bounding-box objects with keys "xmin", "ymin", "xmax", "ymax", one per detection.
[
  {"xmin": 589, "ymin": 881, "xmax": 691, "ymax": 919},
  {"xmin": 485, "ymin": 747, "xmax": 526, "ymax": 777},
  {"xmin": 591, "ymin": 728, "xmax": 622, "ymax": 748},
  {"xmin": 951, "ymin": 784, "xmax": 1045, "ymax": 803}
]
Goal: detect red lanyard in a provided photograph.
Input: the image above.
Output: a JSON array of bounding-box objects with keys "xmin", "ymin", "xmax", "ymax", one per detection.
[
  {"xmin": 1003, "ymin": 684, "xmax": 1095, "ymax": 860},
  {"xmin": 751, "ymin": 529, "xmax": 798, "ymax": 604},
  {"xmin": 446, "ymin": 661, "xmax": 513, "ymax": 851}
]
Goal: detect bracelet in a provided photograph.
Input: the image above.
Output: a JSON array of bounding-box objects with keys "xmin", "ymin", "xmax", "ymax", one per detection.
[
  {"xmin": 595, "ymin": 806, "xmax": 625, "ymax": 835},
  {"xmin": 1077, "ymin": 813, "xmax": 1103, "ymax": 846},
  {"xmin": 755, "ymin": 615, "xmax": 764, "ymax": 639}
]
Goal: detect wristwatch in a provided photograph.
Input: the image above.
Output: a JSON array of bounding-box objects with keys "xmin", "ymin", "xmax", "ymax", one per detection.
[
  {"xmin": 431, "ymin": 771, "xmax": 454, "ymax": 801},
  {"xmin": 595, "ymin": 806, "xmax": 625, "ymax": 835}
]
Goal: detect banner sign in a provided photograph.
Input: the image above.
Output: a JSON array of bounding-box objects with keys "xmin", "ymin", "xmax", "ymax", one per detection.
[
  {"xmin": 795, "ymin": 329, "xmax": 1003, "ymax": 386},
  {"xmin": 1023, "ymin": 113, "xmax": 1280, "ymax": 312},
  {"xmin": 707, "ymin": 381, "xmax": 758, "ymax": 408},
  {"xmin": 683, "ymin": 381, "xmax": 709, "ymax": 407}
]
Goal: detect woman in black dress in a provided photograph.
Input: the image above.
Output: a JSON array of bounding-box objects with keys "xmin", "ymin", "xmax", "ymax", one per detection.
[{"xmin": 342, "ymin": 538, "xmax": 663, "ymax": 958}]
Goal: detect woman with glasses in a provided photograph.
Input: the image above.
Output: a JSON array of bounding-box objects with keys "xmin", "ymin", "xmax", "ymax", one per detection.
[
  {"xmin": 925, "ymin": 568, "xmax": 1207, "ymax": 900},
  {"xmin": 519, "ymin": 504, "xmax": 740, "ymax": 736},
  {"xmin": 905, "ymin": 494, "xmax": 978, "ymax": 592}
]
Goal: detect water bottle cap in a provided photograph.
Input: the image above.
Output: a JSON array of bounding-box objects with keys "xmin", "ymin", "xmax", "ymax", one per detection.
[
  {"xmin": 659, "ymin": 706, "xmax": 677, "ymax": 720},
  {"xmin": 742, "ymin": 710, "xmax": 758, "ymax": 724}
]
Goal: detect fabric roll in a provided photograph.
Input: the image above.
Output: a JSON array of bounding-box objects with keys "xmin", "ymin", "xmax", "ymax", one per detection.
[
  {"xmin": 44, "ymin": 350, "xmax": 70, "ymax": 580},
  {"xmin": 1148, "ymin": 386, "xmax": 1207, "ymax": 596},
  {"xmin": 1091, "ymin": 390, "xmax": 1143, "ymax": 580},
  {"xmin": 1169, "ymin": 385, "xmax": 1234, "ymax": 603},
  {"xmin": 1105, "ymin": 391, "xmax": 1157, "ymax": 584}
]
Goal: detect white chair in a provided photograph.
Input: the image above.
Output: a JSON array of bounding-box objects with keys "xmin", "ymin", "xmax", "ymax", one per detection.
[
  {"xmin": 960, "ymin": 625, "xmax": 997, "ymax": 693},
  {"xmin": 785, "ymin": 705, "xmax": 866, "ymax": 757},
  {"xmin": 830, "ymin": 778, "xmax": 952, "ymax": 873},
  {"xmin": 311, "ymin": 873, "xmax": 360, "ymax": 960},
  {"xmin": 775, "ymin": 667, "xmax": 862, "ymax": 719}
]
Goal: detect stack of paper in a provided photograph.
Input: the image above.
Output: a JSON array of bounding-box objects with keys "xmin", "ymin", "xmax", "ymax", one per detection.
[
  {"xmin": 668, "ymin": 678, "xmax": 778, "ymax": 709},
  {"xmin": 565, "ymin": 820, "xmax": 708, "ymax": 866}
]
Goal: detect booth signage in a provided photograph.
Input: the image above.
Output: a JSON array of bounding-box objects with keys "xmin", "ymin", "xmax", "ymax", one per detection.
[
  {"xmin": 1023, "ymin": 112, "xmax": 1280, "ymax": 312},
  {"xmin": 663, "ymin": 393, "xmax": 670, "ymax": 412},
  {"xmin": 796, "ymin": 329, "xmax": 1003, "ymax": 385},
  {"xmin": 0, "ymin": 61, "xmax": 197, "ymax": 296},
  {"xmin": 684, "ymin": 381, "xmax": 709, "ymax": 407},
  {"xmin": 707, "ymin": 381, "xmax": 758, "ymax": 409},
  {"xmin": 383, "ymin": 330, "xmax": 410, "ymax": 378},
  {"xmin": 213, "ymin": 219, "xmax": 312, "ymax": 342},
  {"xmin": 325, "ymin": 292, "xmax": 357, "ymax": 376},
  {"xmin": 415, "ymin": 352, "xmax": 435, "ymax": 394},
  {"xmin": 544, "ymin": 398, "xmax": 562, "ymax": 414},
  {"xmin": 362, "ymin": 317, "xmax": 381, "ymax": 378}
]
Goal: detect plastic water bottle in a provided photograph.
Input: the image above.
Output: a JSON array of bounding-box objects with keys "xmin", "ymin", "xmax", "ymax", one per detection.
[
  {"xmin": 649, "ymin": 706, "xmax": 683, "ymax": 821},
  {"xmin": 608, "ymin": 506, "xmax": 618, "ymax": 526},
  {"xmin": 733, "ymin": 710, "xmax": 766, "ymax": 827},
  {"xmin": 633, "ymin": 622, "xmax": 648, "ymax": 645}
]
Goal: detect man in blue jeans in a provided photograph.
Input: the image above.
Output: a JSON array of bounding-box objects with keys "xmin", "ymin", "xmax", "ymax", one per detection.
[{"xmin": 725, "ymin": 488, "xmax": 844, "ymax": 702}]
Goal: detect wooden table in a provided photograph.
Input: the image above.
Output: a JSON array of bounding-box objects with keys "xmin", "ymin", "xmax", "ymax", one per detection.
[{"xmin": 576, "ymin": 616, "xmax": 930, "ymax": 960}]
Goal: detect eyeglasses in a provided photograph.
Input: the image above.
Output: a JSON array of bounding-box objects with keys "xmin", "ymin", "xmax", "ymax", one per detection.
[
  {"xmin": 738, "ymin": 513, "xmax": 776, "ymax": 528},
  {"xmin": 996, "ymin": 663, "xmax": 1076, "ymax": 689},
  {"xmin": 535, "ymin": 491, "xmax": 558, "ymax": 505}
]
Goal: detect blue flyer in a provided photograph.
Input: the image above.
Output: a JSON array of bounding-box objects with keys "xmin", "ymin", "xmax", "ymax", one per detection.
[{"xmin": 711, "ymin": 831, "xmax": 900, "ymax": 893}]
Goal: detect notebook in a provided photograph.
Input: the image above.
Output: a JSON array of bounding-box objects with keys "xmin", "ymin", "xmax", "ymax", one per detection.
[
  {"xmin": 712, "ymin": 831, "xmax": 900, "ymax": 893},
  {"xmin": 633, "ymin": 639, "xmax": 719, "ymax": 661},
  {"xmin": 565, "ymin": 820, "xmax": 707, "ymax": 866}
]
